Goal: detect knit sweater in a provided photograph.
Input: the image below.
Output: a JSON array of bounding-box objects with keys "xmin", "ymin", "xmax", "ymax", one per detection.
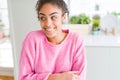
[{"xmin": 19, "ymin": 29, "xmax": 87, "ymax": 80}]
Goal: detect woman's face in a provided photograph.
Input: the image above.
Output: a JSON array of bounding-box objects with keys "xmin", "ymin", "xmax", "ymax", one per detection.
[{"xmin": 38, "ymin": 3, "xmax": 66, "ymax": 38}]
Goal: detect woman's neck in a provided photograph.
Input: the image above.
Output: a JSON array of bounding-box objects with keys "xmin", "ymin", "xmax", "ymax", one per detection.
[{"xmin": 47, "ymin": 32, "xmax": 67, "ymax": 45}]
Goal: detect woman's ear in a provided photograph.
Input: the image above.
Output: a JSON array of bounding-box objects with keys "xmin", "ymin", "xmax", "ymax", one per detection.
[{"xmin": 62, "ymin": 13, "xmax": 68, "ymax": 24}]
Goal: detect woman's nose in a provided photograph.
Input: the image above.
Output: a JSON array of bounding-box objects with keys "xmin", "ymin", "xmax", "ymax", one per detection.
[{"xmin": 45, "ymin": 19, "xmax": 52, "ymax": 27}]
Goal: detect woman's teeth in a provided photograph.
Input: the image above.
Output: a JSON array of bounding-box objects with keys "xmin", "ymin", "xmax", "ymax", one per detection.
[{"xmin": 46, "ymin": 28, "xmax": 54, "ymax": 32}]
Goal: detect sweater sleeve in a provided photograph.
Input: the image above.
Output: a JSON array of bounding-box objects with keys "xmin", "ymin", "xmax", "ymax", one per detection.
[
  {"xmin": 19, "ymin": 32, "xmax": 51, "ymax": 80},
  {"xmin": 71, "ymin": 36, "xmax": 87, "ymax": 80}
]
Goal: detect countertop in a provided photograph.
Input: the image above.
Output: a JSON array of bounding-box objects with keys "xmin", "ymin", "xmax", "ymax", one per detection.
[{"xmin": 83, "ymin": 34, "xmax": 120, "ymax": 47}]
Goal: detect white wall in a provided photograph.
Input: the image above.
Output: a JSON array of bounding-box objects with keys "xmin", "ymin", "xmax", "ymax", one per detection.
[
  {"xmin": 86, "ymin": 46, "xmax": 120, "ymax": 80},
  {"xmin": 7, "ymin": 0, "xmax": 39, "ymax": 80}
]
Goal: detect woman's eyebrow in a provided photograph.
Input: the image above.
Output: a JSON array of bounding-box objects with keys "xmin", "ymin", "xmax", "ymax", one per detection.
[
  {"xmin": 39, "ymin": 12, "xmax": 59, "ymax": 16},
  {"xmin": 39, "ymin": 13, "xmax": 45, "ymax": 16},
  {"xmin": 49, "ymin": 12, "xmax": 58, "ymax": 15}
]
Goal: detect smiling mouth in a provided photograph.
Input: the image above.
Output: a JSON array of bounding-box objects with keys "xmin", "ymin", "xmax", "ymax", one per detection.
[{"xmin": 44, "ymin": 27, "xmax": 55, "ymax": 33}]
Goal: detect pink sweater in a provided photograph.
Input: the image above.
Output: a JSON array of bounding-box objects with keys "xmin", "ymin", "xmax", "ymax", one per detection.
[{"xmin": 19, "ymin": 30, "xmax": 87, "ymax": 80}]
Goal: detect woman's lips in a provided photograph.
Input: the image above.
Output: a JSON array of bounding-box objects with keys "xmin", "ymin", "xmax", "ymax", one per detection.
[{"xmin": 45, "ymin": 27, "xmax": 55, "ymax": 32}]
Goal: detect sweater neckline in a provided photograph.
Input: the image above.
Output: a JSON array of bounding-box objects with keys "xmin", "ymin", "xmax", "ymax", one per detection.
[{"xmin": 43, "ymin": 29, "xmax": 71, "ymax": 47}]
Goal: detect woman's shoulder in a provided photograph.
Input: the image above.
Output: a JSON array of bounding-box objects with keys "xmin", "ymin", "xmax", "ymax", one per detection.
[
  {"xmin": 69, "ymin": 31, "xmax": 84, "ymax": 41},
  {"xmin": 26, "ymin": 30, "xmax": 44, "ymax": 37},
  {"xmin": 69, "ymin": 31, "xmax": 85, "ymax": 48},
  {"xmin": 24, "ymin": 30, "xmax": 45, "ymax": 41}
]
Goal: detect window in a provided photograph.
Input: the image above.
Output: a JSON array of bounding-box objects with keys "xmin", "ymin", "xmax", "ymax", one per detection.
[
  {"xmin": 0, "ymin": 0, "xmax": 13, "ymax": 68},
  {"xmin": 70, "ymin": 0, "xmax": 120, "ymax": 16}
]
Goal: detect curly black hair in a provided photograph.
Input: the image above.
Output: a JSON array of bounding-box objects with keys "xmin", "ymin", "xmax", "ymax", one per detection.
[{"xmin": 36, "ymin": 0, "xmax": 69, "ymax": 19}]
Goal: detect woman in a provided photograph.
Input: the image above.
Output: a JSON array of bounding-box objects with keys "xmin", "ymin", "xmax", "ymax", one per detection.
[{"xmin": 19, "ymin": 0, "xmax": 87, "ymax": 80}]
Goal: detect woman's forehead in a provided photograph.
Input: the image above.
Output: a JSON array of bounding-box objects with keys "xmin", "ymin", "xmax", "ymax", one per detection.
[
  {"xmin": 39, "ymin": 3, "xmax": 62, "ymax": 14},
  {"xmin": 39, "ymin": 12, "xmax": 60, "ymax": 17}
]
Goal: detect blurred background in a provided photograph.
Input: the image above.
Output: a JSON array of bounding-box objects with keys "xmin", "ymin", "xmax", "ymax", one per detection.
[{"xmin": 0, "ymin": 0, "xmax": 120, "ymax": 80}]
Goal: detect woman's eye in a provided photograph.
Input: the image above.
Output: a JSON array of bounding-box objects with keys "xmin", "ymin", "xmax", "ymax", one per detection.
[
  {"xmin": 39, "ymin": 17, "xmax": 46, "ymax": 21},
  {"xmin": 51, "ymin": 16, "xmax": 57, "ymax": 20}
]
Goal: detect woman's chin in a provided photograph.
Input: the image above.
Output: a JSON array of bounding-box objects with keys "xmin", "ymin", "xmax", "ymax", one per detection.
[{"xmin": 46, "ymin": 33, "xmax": 56, "ymax": 39}]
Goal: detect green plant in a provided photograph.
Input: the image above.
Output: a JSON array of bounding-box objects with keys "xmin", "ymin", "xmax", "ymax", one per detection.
[
  {"xmin": 92, "ymin": 14, "xmax": 100, "ymax": 31},
  {"xmin": 111, "ymin": 12, "xmax": 120, "ymax": 16},
  {"xmin": 69, "ymin": 16, "xmax": 79, "ymax": 24},
  {"xmin": 0, "ymin": 22, "xmax": 5, "ymax": 27},
  {"xmin": 0, "ymin": 19, "xmax": 5, "ymax": 27},
  {"xmin": 69, "ymin": 13, "xmax": 91, "ymax": 24},
  {"xmin": 111, "ymin": 12, "xmax": 120, "ymax": 23}
]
